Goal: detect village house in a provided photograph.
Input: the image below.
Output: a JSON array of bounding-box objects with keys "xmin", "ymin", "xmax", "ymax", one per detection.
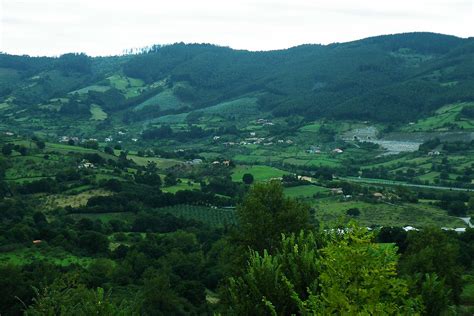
[
  {"xmin": 428, "ymin": 150, "xmax": 440, "ymax": 156},
  {"xmin": 186, "ymin": 158, "xmax": 203, "ymax": 165},
  {"xmin": 373, "ymin": 192, "xmax": 384, "ymax": 199},
  {"xmin": 59, "ymin": 136, "xmax": 79, "ymax": 143},
  {"xmin": 332, "ymin": 148, "xmax": 344, "ymax": 154},
  {"xmin": 297, "ymin": 175, "xmax": 313, "ymax": 182},
  {"xmin": 330, "ymin": 188, "xmax": 344, "ymax": 195},
  {"xmin": 307, "ymin": 146, "xmax": 321, "ymax": 154},
  {"xmin": 78, "ymin": 160, "xmax": 96, "ymax": 169}
]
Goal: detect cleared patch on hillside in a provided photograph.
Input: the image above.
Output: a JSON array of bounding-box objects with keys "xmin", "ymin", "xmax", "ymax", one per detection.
[
  {"xmin": 41, "ymin": 189, "xmax": 113, "ymax": 209},
  {"xmin": 90, "ymin": 104, "xmax": 108, "ymax": 120},
  {"xmin": 70, "ymin": 85, "xmax": 110, "ymax": 95},
  {"xmin": 404, "ymin": 102, "xmax": 474, "ymax": 131},
  {"xmin": 135, "ymin": 89, "xmax": 188, "ymax": 111}
]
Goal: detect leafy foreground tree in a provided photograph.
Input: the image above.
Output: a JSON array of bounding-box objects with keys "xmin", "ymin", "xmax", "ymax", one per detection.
[
  {"xmin": 226, "ymin": 225, "xmax": 423, "ymax": 315},
  {"xmin": 236, "ymin": 181, "xmax": 312, "ymax": 254}
]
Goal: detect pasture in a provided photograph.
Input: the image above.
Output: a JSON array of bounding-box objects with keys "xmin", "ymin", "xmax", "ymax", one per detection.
[
  {"xmin": 313, "ymin": 197, "xmax": 466, "ymax": 228},
  {"xmin": 90, "ymin": 104, "xmax": 108, "ymax": 120},
  {"xmin": 283, "ymin": 185, "xmax": 330, "ymax": 198},
  {"xmin": 231, "ymin": 165, "xmax": 289, "ymax": 182}
]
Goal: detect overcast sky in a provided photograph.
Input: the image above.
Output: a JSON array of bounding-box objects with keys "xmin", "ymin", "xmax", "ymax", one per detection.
[{"xmin": 1, "ymin": 0, "xmax": 473, "ymax": 56}]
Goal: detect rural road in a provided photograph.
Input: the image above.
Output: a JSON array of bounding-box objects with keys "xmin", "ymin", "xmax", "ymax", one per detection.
[
  {"xmin": 339, "ymin": 177, "xmax": 473, "ymax": 192},
  {"xmin": 459, "ymin": 217, "xmax": 473, "ymax": 228}
]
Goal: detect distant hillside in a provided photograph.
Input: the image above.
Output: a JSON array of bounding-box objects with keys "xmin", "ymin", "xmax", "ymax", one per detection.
[{"xmin": 1, "ymin": 32, "xmax": 474, "ymax": 133}]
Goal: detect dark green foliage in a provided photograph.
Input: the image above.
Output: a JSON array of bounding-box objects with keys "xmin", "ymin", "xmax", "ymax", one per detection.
[
  {"xmin": 241, "ymin": 173, "xmax": 254, "ymax": 185},
  {"xmin": 236, "ymin": 181, "xmax": 311, "ymax": 253},
  {"xmin": 346, "ymin": 207, "xmax": 360, "ymax": 217},
  {"xmin": 399, "ymin": 227, "xmax": 463, "ymax": 305},
  {"xmin": 164, "ymin": 172, "xmax": 178, "ymax": 186}
]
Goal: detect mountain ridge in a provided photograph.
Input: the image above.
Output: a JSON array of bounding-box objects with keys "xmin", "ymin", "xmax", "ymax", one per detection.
[{"xmin": 1, "ymin": 32, "xmax": 474, "ymax": 136}]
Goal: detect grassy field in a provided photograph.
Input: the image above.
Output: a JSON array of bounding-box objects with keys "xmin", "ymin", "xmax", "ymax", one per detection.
[
  {"xmin": 404, "ymin": 102, "xmax": 474, "ymax": 131},
  {"xmin": 283, "ymin": 185, "xmax": 330, "ymax": 198},
  {"xmin": 313, "ymin": 197, "xmax": 466, "ymax": 228},
  {"xmin": 135, "ymin": 89, "xmax": 187, "ymax": 111},
  {"xmin": 70, "ymin": 85, "xmax": 110, "ymax": 95},
  {"xmin": 200, "ymin": 97, "xmax": 259, "ymax": 116},
  {"xmin": 162, "ymin": 180, "xmax": 201, "ymax": 193},
  {"xmin": 299, "ymin": 122, "xmax": 322, "ymax": 132},
  {"xmin": 231, "ymin": 165, "xmax": 289, "ymax": 182},
  {"xmin": 90, "ymin": 104, "xmax": 108, "ymax": 121}
]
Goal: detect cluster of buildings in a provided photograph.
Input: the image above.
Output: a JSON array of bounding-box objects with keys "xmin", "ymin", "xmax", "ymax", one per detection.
[
  {"xmin": 218, "ymin": 131, "xmax": 294, "ymax": 147},
  {"xmin": 78, "ymin": 159, "xmax": 96, "ymax": 169},
  {"xmin": 256, "ymin": 118, "xmax": 274, "ymax": 126},
  {"xmin": 212, "ymin": 160, "xmax": 231, "ymax": 166},
  {"xmin": 307, "ymin": 146, "xmax": 344, "ymax": 154}
]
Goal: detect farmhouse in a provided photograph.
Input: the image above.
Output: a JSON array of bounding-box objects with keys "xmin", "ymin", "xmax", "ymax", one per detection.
[
  {"xmin": 332, "ymin": 148, "xmax": 344, "ymax": 154},
  {"xmin": 32, "ymin": 240, "xmax": 42, "ymax": 244},
  {"xmin": 59, "ymin": 136, "xmax": 79, "ymax": 143},
  {"xmin": 373, "ymin": 192, "xmax": 384, "ymax": 199},
  {"xmin": 307, "ymin": 146, "xmax": 321, "ymax": 154},
  {"xmin": 78, "ymin": 160, "xmax": 96, "ymax": 169},
  {"xmin": 330, "ymin": 188, "xmax": 344, "ymax": 195},
  {"xmin": 186, "ymin": 159, "xmax": 203, "ymax": 165},
  {"xmin": 428, "ymin": 151, "xmax": 440, "ymax": 156},
  {"xmin": 297, "ymin": 175, "xmax": 313, "ymax": 182}
]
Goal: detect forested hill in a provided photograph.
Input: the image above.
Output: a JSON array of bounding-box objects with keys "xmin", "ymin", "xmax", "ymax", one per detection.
[{"xmin": 1, "ymin": 32, "xmax": 474, "ymax": 126}]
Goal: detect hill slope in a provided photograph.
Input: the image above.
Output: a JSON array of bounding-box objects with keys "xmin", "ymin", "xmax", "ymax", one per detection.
[{"xmin": 1, "ymin": 32, "xmax": 474, "ymax": 136}]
